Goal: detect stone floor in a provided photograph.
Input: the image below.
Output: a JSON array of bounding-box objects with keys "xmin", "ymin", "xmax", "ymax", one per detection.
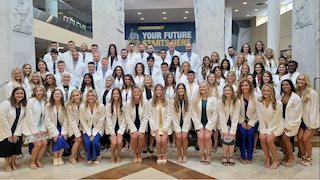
[{"xmin": 0, "ymin": 146, "xmax": 319, "ymax": 179}]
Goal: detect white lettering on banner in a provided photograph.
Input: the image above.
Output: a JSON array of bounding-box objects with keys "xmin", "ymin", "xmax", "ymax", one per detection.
[
  {"xmin": 142, "ymin": 32, "xmax": 162, "ymax": 39},
  {"xmin": 164, "ymin": 31, "xmax": 192, "ymax": 39}
]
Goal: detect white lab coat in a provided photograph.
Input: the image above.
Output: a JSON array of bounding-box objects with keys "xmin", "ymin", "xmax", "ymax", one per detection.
[
  {"xmin": 79, "ymin": 103, "xmax": 105, "ymax": 137},
  {"xmin": 66, "ymin": 104, "xmax": 82, "ymax": 138},
  {"xmin": 238, "ymin": 95, "xmax": 259, "ymax": 127},
  {"xmin": 5, "ymin": 81, "xmax": 30, "ymax": 99},
  {"xmin": 170, "ymin": 100, "xmax": 192, "ymax": 133},
  {"xmin": 22, "ymin": 98, "xmax": 46, "ymax": 136},
  {"xmin": 186, "ymin": 82, "xmax": 199, "ymax": 102},
  {"xmin": 166, "ymin": 50, "xmax": 181, "ymax": 65},
  {"xmin": 96, "ymin": 68, "xmax": 112, "ymax": 82},
  {"xmin": 113, "ymin": 58, "xmax": 136, "ymax": 76},
  {"xmin": 180, "ymin": 52, "xmax": 201, "ymax": 74},
  {"xmin": 282, "ymin": 71, "xmax": 300, "ymax": 86},
  {"xmin": 191, "ymin": 97, "xmax": 218, "ymax": 131},
  {"xmin": 134, "ymin": 75, "xmax": 145, "ymax": 89},
  {"xmin": 63, "ymin": 50, "xmax": 83, "ymax": 67},
  {"xmin": 301, "ymin": 90, "xmax": 320, "ymax": 129},
  {"xmin": 264, "ymin": 59, "xmax": 278, "ymax": 75},
  {"xmin": 149, "ymin": 101, "xmax": 172, "ymax": 136},
  {"xmin": 165, "ymin": 86, "xmax": 175, "ymax": 99},
  {"xmin": 44, "ymin": 104, "xmax": 68, "ymax": 138},
  {"xmin": 257, "ymin": 100, "xmax": 284, "ymax": 137},
  {"xmin": 105, "ymin": 103, "xmax": 126, "ymax": 135},
  {"xmin": 217, "ymin": 99, "xmax": 240, "ymax": 135},
  {"xmin": 0, "ymin": 100, "xmax": 26, "ymax": 141},
  {"xmin": 43, "ymin": 52, "xmax": 64, "ymax": 64},
  {"xmin": 57, "ymin": 85, "xmax": 77, "ymax": 102},
  {"xmin": 122, "ymin": 88, "xmax": 132, "ymax": 104},
  {"xmin": 283, "ymin": 92, "xmax": 302, "ymax": 137},
  {"xmin": 65, "ymin": 59, "xmax": 87, "ymax": 86},
  {"xmin": 125, "ymin": 102, "xmax": 150, "ymax": 133}
]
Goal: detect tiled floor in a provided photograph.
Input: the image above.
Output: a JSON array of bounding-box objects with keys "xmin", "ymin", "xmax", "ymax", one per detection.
[{"xmin": 0, "ymin": 146, "xmax": 319, "ymax": 179}]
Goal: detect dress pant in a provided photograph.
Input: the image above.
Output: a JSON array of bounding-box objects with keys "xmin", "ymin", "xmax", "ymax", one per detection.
[
  {"xmin": 83, "ymin": 134, "xmax": 101, "ymax": 161},
  {"xmin": 237, "ymin": 124, "xmax": 257, "ymax": 161}
]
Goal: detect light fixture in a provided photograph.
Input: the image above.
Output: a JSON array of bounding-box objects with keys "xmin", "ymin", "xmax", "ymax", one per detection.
[
  {"xmin": 163, "ymin": 17, "xmax": 167, "ymax": 20},
  {"xmin": 243, "ymin": 1, "xmax": 247, "ymax": 5},
  {"xmin": 266, "ymin": 1, "xmax": 268, "ymax": 4},
  {"xmin": 137, "ymin": 12, "xmax": 141, "ymax": 15},
  {"xmin": 234, "ymin": 9, "xmax": 239, "ymax": 12},
  {"xmin": 140, "ymin": 17, "xmax": 144, "ymax": 20},
  {"xmin": 246, "ymin": 14, "xmax": 250, "ymax": 17},
  {"xmin": 185, "ymin": 11, "xmax": 189, "ymax": 14},
  {"xmin": 162, "ymin": 12, "xmax": 166, "ymax": 14},
  {"xmin": 255, "ymin": 9, "xmax": 258, "ymax": 11},
  {"xmin": 184, "ymin": 16, "xmax": 188, "ymax": 19}
]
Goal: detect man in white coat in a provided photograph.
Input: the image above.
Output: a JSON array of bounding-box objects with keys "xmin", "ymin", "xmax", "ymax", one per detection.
[
  {"xmin": 159, "ymin": 49, "xmax": 171, "ymax": 65},
  {"xmin": 92, "ymin": 52, "xmax": 102, "ymax": 72},
  {"xmin": 145, "ymin": 56, "xmax": 162, "ymax": 85},
  {"xmin": 127, "ymin": 42, "xmax": 139, "ymax": 62},
  {"xmin": 113, "ymin": 49, "xmax": 136, "ymax": 75},
  {"xmin": 226, "ymin": 46, "xmax": 237, "ymax": 68},
  {"xmin": 180, "ymin": 43, "xmax": 200, "ymax": 74},
  {"xmin": 43, "ymin": 41, "xmax": 64, "ymax": 64},
  {"xmin": 282, "ymin": 60, "xmax": 300, "ymax": 86},
  {"xmin": 54, "ymin": 60, "xmax": 73, "ymax": 86},
  {"xmin": 46, "ymin": 49, "xmax": 60, "ymax": 75},
  {"xmin": 65, "ymin": 50, "xmax": 86, "ymax": 87},
  {"xmin": 87, "ymin": 62, "xmax": 104, "ymax": 95},
  {"xmin": 136, "ymin": 42, "xmax": 149, "ymax": 64},
  {"xmin": 166, "ymin": 41, "xmax": 181, "ymax": 63},
  {"xmin": 63, "ymin": 40, "xmax": 83, "ymax": 65},
  {"xmin": 96, "ymin": 57, "xmax": 112, "ymax": 82},
  {"xmin": 185, "ymin": 70, "xmax": 199, "ymax": 101},
  {"xmin": 146, "ymin": 44, "xmax": 162, "ymax": 68},
  {"xmin": 79, "ymin": 43, "xmax": 93, "ymax": 64}
]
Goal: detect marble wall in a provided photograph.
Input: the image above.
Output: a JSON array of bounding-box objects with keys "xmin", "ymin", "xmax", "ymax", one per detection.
[
  {"xmin": 92, "ymin": 0, "xmax": 125, "ymax": 56},
  {"xmin": 224, "ymin": 7, "xmax": 232, "ymax": 53},
  {"xmin": 0, "ymin": 0, "xmax": 35, "ymax": 100},
  {"xmin": 193, "ymin": 0, "xmax": 225, "ymax": 58},
  {"xmin": 292, "ymin": 0, "xmax": 320, "ymax": 88}
]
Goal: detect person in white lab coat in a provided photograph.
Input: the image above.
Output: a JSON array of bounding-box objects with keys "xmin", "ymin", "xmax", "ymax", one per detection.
[
  {"xmin": 0, "ymin": 87, "xmax": 27, "ymax": 172},
  {"xmin": 66, "ymin": 89, "xmax": 83, "ymax": 165},
  {"xmin": 220, "ymin": 59, "xmax": 231, "ymax": 79},
  {"xmin": 185, "ymin": 70, "xmax": 199, "ymax": 102},
  {"xmin": 96, "ymin": 57, "xmax": 112, "ymax": 83},
  {"xmin": 112, "ymin": 66, "xmax": 125, "ymax": 88},
  {"xmin": 23, "ymin": 85, "xmax": 47, "ymax": 169},
  {"xmin": 79, "ymin": 89, "xmax": 105, "ymax": 165},
  {"xmin": 231, "ymin": 53, "xmax": 245, "ymax": 80},
  {"xmin": 171, "ymin": 83, "xmax": 191, "ymax": 163},
  {"xmin": 106, "ymin": 88, "xmax": 126, "ymax": 163},
  {"xmin": 257, "ymin": 84, "xmax": 284, "ymax": 169},
  {"xmin": 166, "ymin": 41, "xmax": 181, "ymax": 63},
  {"xmin": 210, "ymin": 52, "xmax": 220, "ymax": 69},
  {"xmin": 45, "ymin": 89, "xmax": 70, "ymax": 166},
  {"xmin": 296, "ymin": 74, "xmax": 320, "ymax": 167},
  {"xmin": 159, "ymin": 49, "xmax": 171, "ymax": 65},
  {"xmin": 218, "ymin": 85, "xmax": 240, "ymax": 166},
  {"xmin": 79, "ymin": 73, "xmax": 96, "ymax": 99},
  {"xmin": 197, "ymin": 56, "xmax": 212, "ymax": 83},
  {"xmin": 28, "ymin": 71, "xmax": 43, "ymax": 91},
  {"xmin": 54, "ymin": 61, "xmax": 71, "ymax": 87},
  {"xmin": 133, "ymin": 62, "xmax": 145, "ymax": 89},
  {"xmin": 136, "ymin": 42, "xmax": 149, "ymax": 64},
  {"xmin": 240, "ymin": 43, "xmax": 255, "ymax": 69},
  {"xmin": 164, "ymin": 73, "xmax": 176, "ymax": 100},
  {"xmin": 226, "ymin": 46, "xmax": 237, "ymax": 68},
  {"xmin": 127, "ymin": 42, "xmax": 139, "ymax": 63},
  {"xmin": 6, "ymin": 68, "xmax": 30, "ymax": 99},
  {"xmin": 79, "ymin": 43, "xmax": 92, "ymax": 64},
  {"xmin": 21, "ymin": 63, "xmax": 32, "ymax": 89},
  {"xmin": 100, "ymin": 76, "xmax": 114, "ymax": 106},
  {"xmin": 57, "ymin": 72, "xmax": 77, "ymax": 102},
  {"xmin": 43, "ymin": 41, "xmax": 64, "ymax": 64},
  {"xmin": 282, "ymin": 61, "xmax": 300, "ymax": 86},
  {"xmin": 125, "ymin": 87, "xmax": 150, "ymax": 163},
  {"xmin": 191, "ymin": 81, "xmax": 218, "ymax": 164},
  {"xmin": 168, "ymin": 55, "xmax": 181, "ymax": 77},
  {"xmin": 46, "ymin": 49, "xmax": 61, "ymax": 75},
  {"xmin": 149, "ymin": 84, "xmax": 172, "ymax": 164},
  {"xmin": 212, "ymin": 66, "xmax": 225, "ymax": 97},
  {"xmin": 65, "ymin": 50, "xmax": 86, "ymax": 86},
  {"xmin": 177, "ymin": 61, "xmax": 192, "ymax": 85},
  {"xmin": 87, "ymin": 62, "xmax": 103, "ymax": 94},
  {"xmin": 264, "ymin": 48, "xmax": 278, "ymax": 75},
  {"xmin": 279, "ymin": 79, "xmax": 302, "ymax": 167},
  {"xmin": 113, "ymin": 49, "xmax": 136, "ymax": 76},
  {"xmin": 107, "ymin": 44, "xmax": 121, "ymax": 70},
  {"xmin": 63, "ymin": 40, "xmax": 83, "ymax": 66},
  {"xmin": 180, "ymin": 43, "xmax": 200, "ymax": 74},
  {"xmin": 145, "ymin": 44, "xmax": 162, "ymax": 68},
  {"xmin": 122, "ymin": 74, "xmax": 135, "ymax": 103},
  {"xmin": 145, "ymin": 56, "xmax": 162, "ymax": 85},
  {"xmin": 44, "ymin": 74, "xmax": 57, "ymax": 99}
]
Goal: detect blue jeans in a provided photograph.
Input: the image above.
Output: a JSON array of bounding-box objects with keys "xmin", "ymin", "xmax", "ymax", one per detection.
[
  {"xmin": 83, "ymin": 134, "xmax": 101, "ymax": 161},
  {"xmin": 237, "ymin": 124, "xmax": 257, "ymax": 161}
]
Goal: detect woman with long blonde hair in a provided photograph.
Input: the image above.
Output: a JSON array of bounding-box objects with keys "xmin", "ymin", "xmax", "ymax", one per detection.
[
  {"xmin": 149, "ymin": 84, "xmax": 172, "ymax": 164},
  {"xmin": 296, "ymin": 74, "xmax": 319, "ymax": 167},
  {"xmin": 6, "ymin": 68, "xmax": 29, "ymax": 99},
  {"xmin": 257, "ymin": 84, "xmax": 283, "ymax": 169},
  {"xmin": 198, "ymin": 56, "xmax": 212, "ymax": 83},
  {"xmin": 192, "ymin": 81, "xmax": 218, "ymax": 165},
  {"xmin": 231, "ymin": 53, "xmax": 245, "ymax": 79}
]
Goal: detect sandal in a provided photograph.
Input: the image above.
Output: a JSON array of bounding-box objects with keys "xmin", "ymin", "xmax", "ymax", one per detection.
[
  {"xmin": 300, "ymin": 157, "xmax": 312, "ymax": 167},
  {"xmin": 228, "ymin": 157, "xmax": 235, "ymax": 166},
  {"xmin": 239, "ymin": 158, "xmax": 247, "ymax": 164},
  {"xmin": 222, "ymin": 157, "xmax": 228, "ymax": 166}
]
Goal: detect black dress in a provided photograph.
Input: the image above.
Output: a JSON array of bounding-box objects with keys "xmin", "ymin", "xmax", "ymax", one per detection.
[{"xmin": 0, "ymin": 107, "xmax": 22, "ymax": 157}]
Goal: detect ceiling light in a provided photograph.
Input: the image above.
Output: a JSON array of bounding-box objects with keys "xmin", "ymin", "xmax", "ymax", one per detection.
[
  {"xmin": 140, "ymin": 17, "xmax": 144, "ymax": 20},
  {"xmin": 266, "ymin": 1, "xmax": 268, "ymax": 4},
  {"xmin": 234, "ymin": 9, "xmax": 239, "ymax": 12},
  {"xmin": 246, "ymin": 14, "xmax": 250, "ymax": 17},
  {"xmin": 184, "ymin": 17, "xmax": 188, "ymax": 19},
  {"xmin": 162, "ymin": 12, "xmax": 166, "ymax": 14},
  {"xmin": 163, "ymin": 17, "xmax": 167, "ymax": 20},
  {"xmin": 243, "ymin": 1, "xmax": 247, "ymax": 5},
  {"xmin": 185, "ymin": 11, "xmax": 189, "ymax": 14},
  {"xmin": 255, "ymin": 9, "xmax": 258, "ymax": 11},
  {"xmin": 137, "ymin": 12, "xmax": 141, "ymax": 15}
]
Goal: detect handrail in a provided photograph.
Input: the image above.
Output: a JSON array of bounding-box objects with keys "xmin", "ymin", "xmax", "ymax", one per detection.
[
  {"xmin": 0, "ymin": 82, "xmax": 8, "ymax": 88},
  {"xmin": 314, "ymin": 77, "xmax": 320, "ymax": 90}
]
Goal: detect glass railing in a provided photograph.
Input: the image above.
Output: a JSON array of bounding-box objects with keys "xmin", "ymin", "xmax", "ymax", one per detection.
[{"xmin": 33, "ymin": 0, "xmax": 92, "ymax": 35}]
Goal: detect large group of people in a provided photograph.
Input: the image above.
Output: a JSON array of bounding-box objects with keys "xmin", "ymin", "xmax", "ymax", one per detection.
[{"xmin": 0, "ymin": 39, "xmax": 319, "ymax": 172}]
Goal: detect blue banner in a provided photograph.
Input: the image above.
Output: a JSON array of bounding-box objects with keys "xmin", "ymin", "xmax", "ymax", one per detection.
[{"xmin": 125, "ymin": 22, "xmax": 195, "ymax": 52}]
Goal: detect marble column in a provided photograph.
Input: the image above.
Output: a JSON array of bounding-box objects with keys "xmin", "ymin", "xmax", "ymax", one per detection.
[
  {"xmin": 45, "ymin": 0, "xmax": 58, "ymax": 17},
  {"xmin": 292, "ymin": 0, "xmax": 320, "ymax": 87},
  {"xmin": 0, "ymin": 0, "xmax": 35, "ymax": 100},
  {"xmin": 193, "ymin": 0, "xmax": 225, "ymax": 58},
  {"xmin": 224, "ymin": 7, "xmax": 232, "ymax": 55},
  {"xmin": 92, "ymin": 0, "xmax": 125, "ymax": 56},
  {"xmin": 267, "ymin": 0, "xmax": 281, "ymax": 59}
]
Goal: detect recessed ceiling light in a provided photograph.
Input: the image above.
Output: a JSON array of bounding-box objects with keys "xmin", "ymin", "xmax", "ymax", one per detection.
[
  {"xmin": 246, "ymin": 14, "xmax": 250, "ymax": 17},
  {"xmin": 162, "ymin": 12, "xmax": 166, "ymax": 14},
  {"xmin": 140, "ymin": 17, "xmax": 144, "ymax": 20},
  {"xmin": 243, "ymin": 1, "xmax": 247, "ymax": 5},
  {"xmin": 185, "ymin": 11, "xmax": 189, "ymax": 14},
  {"xmin": 184, "ymin": 17, "xmax": 188, "ymax": 19},
  {"xmin": 137, "ymin": 12, "xmax": 141, "ymax": 15},
  {"xmin": 163, "ymin": 17, "xmax": 167, "ymax": 20},
  {"xmin": 234, "ymin": 9, "xmax": 239, "ymax": 12},
  {"xmin": 266, "ymin": 1, "xmax": 268, "ymax": 4},
  {"xmin": 255, "ymin": 9, "xmax": 258, "ymax": 11}
]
